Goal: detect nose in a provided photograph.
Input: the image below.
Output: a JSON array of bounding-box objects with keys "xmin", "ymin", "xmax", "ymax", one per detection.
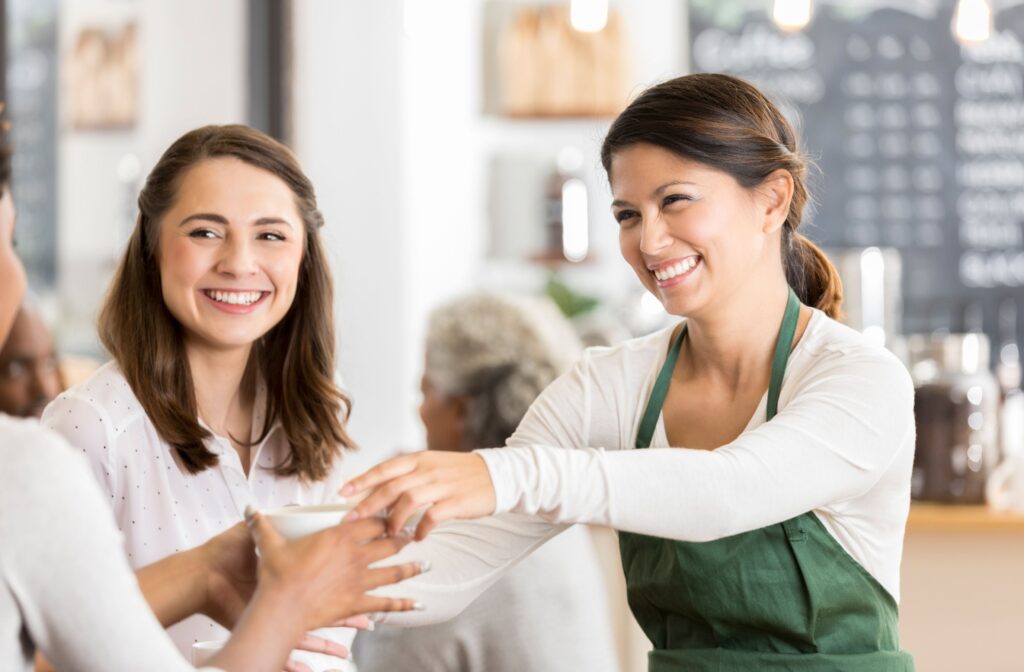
[
  {"xmin": 639, "ymin": 210, "xmax": 673, "ymax": 257},
  {"xmin": 215, "ymin": 234, "xmax": 258, "ymax": 277}
]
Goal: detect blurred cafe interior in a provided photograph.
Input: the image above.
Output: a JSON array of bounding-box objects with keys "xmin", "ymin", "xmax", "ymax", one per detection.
[{"xmin": 4, "ymin": 0, "xmax": 1024, "ymax": 670}]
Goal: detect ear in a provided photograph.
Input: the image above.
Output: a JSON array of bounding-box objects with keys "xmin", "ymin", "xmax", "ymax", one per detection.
[
  {"xmin": 450, "ymin": 394, "xmax": 471, "ymax": 422},
  {"xmin": 448, "ymin": 395, "xmax": 474, "ymax": 451},
  {"xmin": 758, "ymin": 169, "xmax": 794, "ymax": 235}
]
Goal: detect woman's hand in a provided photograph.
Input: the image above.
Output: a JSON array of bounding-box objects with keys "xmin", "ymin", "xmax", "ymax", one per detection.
[
  {"xmin": 339, "ymin": 451, "xmax": 497, "ymax": 540},
  {"xmin": 199, "ymin": 522, "xmax": 258, "ymax": 628},
  {"xmin": 246, "ymin": 508, "xmax": 425, "ymax": 630},
  {"xmin": 199, "ymin": 522, "xmax": 357, "ymax": 664}
]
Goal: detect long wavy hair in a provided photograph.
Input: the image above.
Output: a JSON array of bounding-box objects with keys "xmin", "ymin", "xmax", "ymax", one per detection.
[
  {"xmin": 601, "ymin": 73, "xmax": 843, "ymax": 318},
  {"xmin": 99, "ymin": 124, "xmax": 354, "ymax": 480}
]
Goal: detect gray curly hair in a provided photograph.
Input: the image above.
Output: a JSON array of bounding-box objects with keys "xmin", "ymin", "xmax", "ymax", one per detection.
[{"xmin": 424, "ymin": 292, "xmax": 583, "ymax": 449}]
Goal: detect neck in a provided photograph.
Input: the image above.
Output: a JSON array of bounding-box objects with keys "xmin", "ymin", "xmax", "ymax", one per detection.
[
  {"xmin": 681, "ymin": 273, "xmax": 792, "ymax": 390},
  {"xmin": 186, "ymin": 340, "xmax": 254, "ymax": 436}
]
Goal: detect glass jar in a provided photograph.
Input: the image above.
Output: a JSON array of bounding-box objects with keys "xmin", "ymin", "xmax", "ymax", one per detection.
[{"xmin": 907, "ymin": 333, "xmax": 1000, "ymax": 503}]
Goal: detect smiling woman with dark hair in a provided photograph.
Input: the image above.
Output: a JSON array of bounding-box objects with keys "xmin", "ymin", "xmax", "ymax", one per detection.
[
  {"xmin": 340, "ymin": 74, "xmax": 916, "ymax": 671},
  {"xmin": 42, "ymin": 125, "xmax": 363, "ymax": 669}
]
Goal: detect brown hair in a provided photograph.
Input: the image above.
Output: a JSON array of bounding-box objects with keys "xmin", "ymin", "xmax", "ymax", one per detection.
[
  {"xmin": 600, "ymin": 73, "xmax": 843, "ymax": 318},
  {"xmin": 99, "ymin": 124, "xmax": 354, "ymax": 480}
]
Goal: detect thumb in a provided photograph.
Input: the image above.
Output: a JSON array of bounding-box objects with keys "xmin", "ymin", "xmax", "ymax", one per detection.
[{"xmin": 244, "ymin": 505, "xmax": 284, "ymax": 555}]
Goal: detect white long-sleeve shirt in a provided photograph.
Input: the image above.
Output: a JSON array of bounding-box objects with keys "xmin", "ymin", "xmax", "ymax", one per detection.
[
  {"xmin": 41, "ymin": 363, "xmax": 354, "ymax": 671},
  {"xmin": 353, "ymin": 525, "xmax": 619, "ymax": 672},
  {"xmin": 379, "ymin": 310, "xmax": 915, "ymax": 625},
  {"xmin": 0, "ymin": 415, "xmax": 218, "ymax": 672}
]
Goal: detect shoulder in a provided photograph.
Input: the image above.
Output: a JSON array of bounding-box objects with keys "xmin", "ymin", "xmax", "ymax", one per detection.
[
  {"xmin": 577, "ymin": 324, "xmax": 678, "ymax": 385},
  {"xmin": 0, "ymin": 416, "xmax": 90, "ymax": 497},
  {"xmin": 0, "ymin": 415, "xmax": 68, "ymax": 460},
  {"xmin": 41, "ymin": 362, "xmax": 150, "ymax": 458},
  {"xmin": 788, "ymin": 311, "xmax": 914, "ymax": 400},
  {"xmin": 44, "ymin": 361, "xmax": 147, "ymax": 433}
]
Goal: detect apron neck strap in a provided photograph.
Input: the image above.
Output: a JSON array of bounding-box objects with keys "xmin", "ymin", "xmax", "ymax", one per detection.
[
  {"xmin": 767, "ymin": 287, "xmax": 801, "ymax": 420},
  {"xmin": 635, "ymin": 287, "xmax": 802, "ymax": 449}
]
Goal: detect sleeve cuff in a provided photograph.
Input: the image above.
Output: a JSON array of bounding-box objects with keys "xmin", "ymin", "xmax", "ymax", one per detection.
[{"xmin": 474, "ymin": 448, "xmax": 516, "ymax": 514}]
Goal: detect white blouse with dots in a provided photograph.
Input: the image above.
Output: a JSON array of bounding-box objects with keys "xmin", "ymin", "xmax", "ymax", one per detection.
[{"xmin": 41, "ymin": 362, "xmax": 355, "ymax": 672}]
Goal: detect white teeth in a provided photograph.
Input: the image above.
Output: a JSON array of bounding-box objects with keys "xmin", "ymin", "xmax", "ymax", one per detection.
[
  {"xmin": 654, "ymin": 258, "xmax": 699, "ymax": 281},
  {"xmin": 207, "ymin": 291, "xmax": 263, "ymax": 306}
]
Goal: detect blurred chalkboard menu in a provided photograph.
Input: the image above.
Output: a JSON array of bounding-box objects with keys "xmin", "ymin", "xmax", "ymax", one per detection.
[
  {"xmin": 689, "ymin": 0, "xmax": 1024, "ymax": 353},
  {"xmin": 7, "ymin": 0, "xmax": 58, "ymax": 290}
]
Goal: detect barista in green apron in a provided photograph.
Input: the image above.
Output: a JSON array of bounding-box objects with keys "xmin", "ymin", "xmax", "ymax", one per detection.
[
  {"xmin": 339, "ymin": 73, "xmax": 917, "ymax": 671},
  {"xmin": 619, "ymin": 288, "xmax": 914, "ymax": 671}
]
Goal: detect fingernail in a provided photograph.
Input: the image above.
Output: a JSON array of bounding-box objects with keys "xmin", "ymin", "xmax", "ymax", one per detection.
[
  {"xmin": 413, "ymin": 602, "xmax": 427, "ymax": 611},
  {"xmin": 418, "ymin": 560, "xmax": 432, "ymax": 573},
  {"xmin": 367, "ymin": 612, "xmax": 384, "ymax": 623},
  {"xmin": 343, "ymin": 510, "xmax": 359, "ymax": 522},
  {"xmin": 395, "ymin": 527, "xmax": 412, "ymax": 540},
  {"xmin": 340, "ymin": 484, "xmax": 354, "ymax": 496},
  {"xmin": 244, "ymin": 505, "xmax": 256, "ymax": 525},
  {"xmin": 365, "ymin": 620, "xmax": 375, "ymax": 631}
]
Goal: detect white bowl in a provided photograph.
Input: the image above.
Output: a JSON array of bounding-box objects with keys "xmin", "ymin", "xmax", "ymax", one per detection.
[
  {"xmin": 263, "ymin": 503, "xmax": 353, "ymax": 539},
  {"xmin": 263, "ymin": 502, "xmax": 427, "ymax": 540}
]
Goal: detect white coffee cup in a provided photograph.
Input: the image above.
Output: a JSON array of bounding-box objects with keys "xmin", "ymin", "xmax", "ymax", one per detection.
[
  {"xmin": 263, "ymin": 501, "xmax": 426, "ymax": 540},
  {"xmin": 263, "ymin": 503, "xmax": 354, "ymax": 539},
  {"xmin": 191, "ymin": 639, "xmax": 225, "ymax": 665}
]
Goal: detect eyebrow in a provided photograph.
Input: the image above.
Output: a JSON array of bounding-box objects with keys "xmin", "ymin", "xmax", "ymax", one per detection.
[
  {"xmin": 612, "ymin": 181, "xmax": 698, "ymax": 209},
  {"xmin": 178, "ymin": 213, "xmax": 295, "ymax": 229}
]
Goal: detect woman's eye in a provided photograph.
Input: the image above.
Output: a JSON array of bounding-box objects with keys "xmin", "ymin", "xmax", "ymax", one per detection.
[
  {"xmin": 615, "ymin": 210, "xmax": 638, "ymax": 225},
  {"xmin": 663, "ymin": 194, "xmax": 693, "ymax": 207},
  {"xmin": 259, "ymin": 231, "xmax": 287, "ymax": 242},
  {"xmin": 188, "ymin": 228, "xmax": 218, "ymax": 239}
]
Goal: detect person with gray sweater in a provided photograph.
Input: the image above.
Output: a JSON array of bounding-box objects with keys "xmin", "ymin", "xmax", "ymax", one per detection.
[{"xmin": 353, "ymin": 293, "xmax": 619, "ymax": 672}]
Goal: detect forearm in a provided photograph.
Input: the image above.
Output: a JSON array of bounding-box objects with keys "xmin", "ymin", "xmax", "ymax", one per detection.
[
  {"xmin": 482, "ymin": 426, "xmax": 910, "ymax": 542},
  {"xmin": 372, "ymin": 514, "xmax": 566, "ymax": 626},
  {"xmin": 209, "ymin": 585, "xmax": 306, "ymax": 672},
  {"xmin": 134, "ymin": 546, "xmax": 209, "ymax": 628}
]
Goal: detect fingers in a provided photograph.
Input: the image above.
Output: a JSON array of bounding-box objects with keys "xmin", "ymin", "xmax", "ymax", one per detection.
[
  {"xmin": 364, "ymin": 560, "xmax": 430, "ymax": 591},
  {"xmin": 358, "ymin": 534, "xmax": 415, "ymax": 566},
  {"xmin": 294, "ymin": 633, "xmax": 350, "ymax": 659},
  {"xmin": 244, "ymin": 506, "xmax": 284, "ymax": 555},
  {"xmin": 357, "ymin": 595, "xmax": 426, "ymax": 616},
  {"xmin": 283, "ymin": 661, "xmax": 313, "ymax": 672},
  {"xmin": 344, "ymin": 471, "xmax": 432, "ymax": 523},
  {"xmin": 333, "ymin": 516, "xmax": 389, "ymax": 543},
  {"xmin": 386, "ymin": 484, "xmax": 447, "ymax": 536},
  {"xmin": 339, "ymin": 455, "xmax": 418, "ymax": 498},
  {"xmin": 413, "ymin": 497, "xmax": 463, "ymax": 540},
  {"xmin": 332, "ymin": 614, "xmax": 373, "ymax": 630}
]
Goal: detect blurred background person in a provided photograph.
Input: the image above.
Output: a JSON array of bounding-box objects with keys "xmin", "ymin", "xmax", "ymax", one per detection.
[
  {"xmin": 0, "ymin": 297, "xmax": 63, "ymax": 418},
  {"xmin": 353, "ymin": 291, "xmax": 619, "ymax": 672}
]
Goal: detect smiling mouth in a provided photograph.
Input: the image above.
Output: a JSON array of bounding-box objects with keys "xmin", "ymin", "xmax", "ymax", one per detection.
[
  {"xmin": 202, "ymin": 290, "xmax": 270, "ymax": 306},
  {"xmin": 652, "ymin": 256, "xmax": 701, "ymax": 282}
]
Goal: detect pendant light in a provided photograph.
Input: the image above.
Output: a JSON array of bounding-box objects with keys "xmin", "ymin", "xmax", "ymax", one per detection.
[
  {"xmin": 773, "ymin": 0, "xmax": 813, "ymax": 32},
  {"xmin": 953, "ymin": 0, "xmax": 993, "ymax": 44}
]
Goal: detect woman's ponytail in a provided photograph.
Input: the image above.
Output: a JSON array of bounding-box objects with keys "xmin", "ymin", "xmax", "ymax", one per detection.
[{"xmin": 785, "ymin": 231, "xmax": 844, "ymax": 320}]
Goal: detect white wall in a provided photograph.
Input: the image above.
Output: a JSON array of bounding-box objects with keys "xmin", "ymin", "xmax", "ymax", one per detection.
[
  {"xmin": 291, "ymin": 0, "xmax": 688, "ymax": 465},
  {"xmin": 57, "ymin": 0, "xmax": 248, "ymax": 354},
  {"xmin": 291, "ymin": 0, "xmax": 415, "ymax": 468}
]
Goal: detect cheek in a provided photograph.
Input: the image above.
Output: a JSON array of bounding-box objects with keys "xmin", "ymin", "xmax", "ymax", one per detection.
[
  {"xmin": 159, "ymin": 238, "xmax": 205, "ymax": 291},
  {"xmin": 267, "ymin": 247, "xmax": 305, "ymax": 296}
]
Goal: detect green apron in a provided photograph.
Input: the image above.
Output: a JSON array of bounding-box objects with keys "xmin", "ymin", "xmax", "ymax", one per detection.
[{"xmin": 618, "ymin": 288, "xmax": 914, "ymax": 671}]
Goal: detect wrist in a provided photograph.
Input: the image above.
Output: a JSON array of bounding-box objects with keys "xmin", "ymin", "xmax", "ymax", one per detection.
[
  {"xmin": 194, "ymin": 538, "xmax": 229, "ymax": 622},
  {"xmin": 251, "ymin": 581, "xmax": 309, "ymax": 634}
]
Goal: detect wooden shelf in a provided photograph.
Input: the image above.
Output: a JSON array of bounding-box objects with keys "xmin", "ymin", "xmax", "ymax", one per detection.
[{"xmin": 907, "ymin": 503, "xmax": 1024, "ymax": 531}]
